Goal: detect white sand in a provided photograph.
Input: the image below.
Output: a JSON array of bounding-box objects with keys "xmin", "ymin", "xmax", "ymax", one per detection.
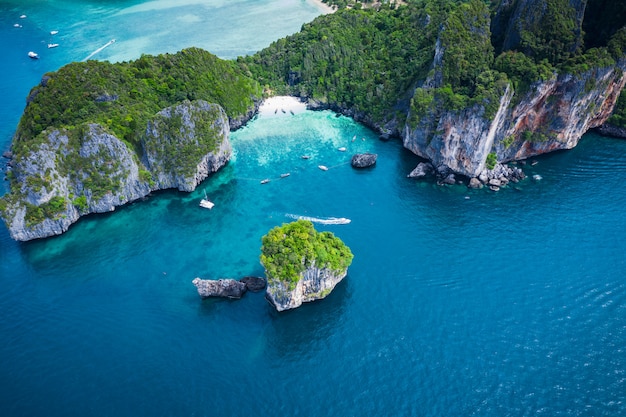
[
  {"xmin": 307, "ymin": 0, "xmax": 335, "ymax": 14},
  {"xmin": 257, "ymin": 96, "xmax": 307, "ymax": 117}
]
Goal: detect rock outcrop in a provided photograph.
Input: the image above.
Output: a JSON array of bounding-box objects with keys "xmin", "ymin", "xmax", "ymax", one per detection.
[
  {"xmin": 403, "ymin": 60, "xmax": 626, "ymax": 178},
  {"xmin": 192, "ymin": 278, "xmax": 247, "ymax": 299},
  {"xmin": 351, "ymin": 153, "xmax": 377, "ymax": 168},
  {"xmin": 240, "ymin": 276, "xmax": 267, "ymax": 292},
  {"xmin": 1, "ymin": 99, "xmax": 231, "ymax": 241},
  {"xmin": 260, "ymin": 220, "xmax": 353, "ymax": 312},
  {"xmin": 265, "ymin": 263, "xmax": 347, "ymax": 312}
]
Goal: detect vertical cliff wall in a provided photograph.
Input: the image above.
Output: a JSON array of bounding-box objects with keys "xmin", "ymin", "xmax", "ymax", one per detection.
[{"xmin": 1, "ymin": 100, "xmax": 231, "ymax": 241}]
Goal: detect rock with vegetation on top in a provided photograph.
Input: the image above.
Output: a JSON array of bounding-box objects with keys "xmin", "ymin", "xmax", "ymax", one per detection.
[
  {"xmin": 0, "ymin": 99, "xmax": 231, "ymax": 241},
  {"xmin": 192, "ymin": 278, "xmax": 248, "ymax": 299},
  {"xmin": 260, "ymin": 220, "xmax": 353, "ymax": 312}
]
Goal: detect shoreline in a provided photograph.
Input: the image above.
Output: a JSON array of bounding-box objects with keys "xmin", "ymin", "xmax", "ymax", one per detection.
[
  {"xmin": 307, "ymin": 0, "xmax": 335, "ymax": 14},
  {"xmin": 257, "ymin": 96, "xmax": 307, "ymax": 117}
]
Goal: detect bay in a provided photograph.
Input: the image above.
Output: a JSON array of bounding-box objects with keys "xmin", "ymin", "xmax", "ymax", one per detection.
[{"xmin": 1, "ymin": 2, "xmax": 625, "ymax": 416}]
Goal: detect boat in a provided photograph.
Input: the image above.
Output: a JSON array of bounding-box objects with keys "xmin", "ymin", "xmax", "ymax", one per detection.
[
  {"xmin": 20, "ymin": 14, "xmax": 26, "ymax": 19},
  {"xmin": 338, "ymin": 147, "xmax": 346, "ymax": 152},
  {"xmin": 301, "ymin": 155, "xmax": 310, "ymax": 159},
  {"xmin": 199, "ymin": 190, "xmax": 214, "ymax": 209},
  {"xmin": 260, "ymin": 179, "xmax": 270, "ymax": 184},
  {"xmin": 50, "ymin": 30, "xmax": 58, "ymax": 35},
  {"xmin": 47, "ymin": 43, "xmax": 59, "ymax": 49},
  {"xmin": 28, "ymin": 51, "xmax": 39, "ymax": 59},
  {"xmin": 318, "ymin": 165, "xmax": 328, "ymax": 171},
  {"xmin": 280, "ymin": 173, "xmax": 290, "ymax": 178},
  {"xmin": 13, "ymin": 23, "xmax": 22, "ymax": 28}
]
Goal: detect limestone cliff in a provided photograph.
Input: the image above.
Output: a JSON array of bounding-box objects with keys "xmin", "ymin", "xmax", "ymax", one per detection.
[
  {"xmin": 265, "ymin": 263, "xmax": 347, "ymax": 312},
  {"xmin": 1, "ymin": 99, "xmax": 230, "ymax": 241},
  {"xmin": 403, "ymin": 60, "xmax": 626, "ymax": 178},
  {"xmin": 260, "ymin": 220, "xmax": 353, "ymax": 312}
]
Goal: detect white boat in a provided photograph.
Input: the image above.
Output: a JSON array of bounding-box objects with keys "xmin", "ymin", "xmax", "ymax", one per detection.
[
  {"xmin": 260, "ymin": 179, "xmax": 270, "ymax": 184},
  {"xmin": 20, "ymin": 14, "xmax": 26, "ymax": 19},
  {"xmin": 28, "ymin": 51, "xmax": 39, "ymax": 59},
  {"xmin": 48, "ymin": 43, "xmax": 59, "ymax": 49},
  {"xmin": 50, "ymin": 30, "xmax": 58, "ymax": 35},
  {"xmin": 13, "ymin": 23, "xmax": 22, "ymax": 28},
  {"xmin": 280, "ymin": 173, "xmax": 290, "ymax": 178},
  {"xmin": 338, "ymin": 147, "xmax": 346, "ymax": 152},
  {"xmin": 199, "ymin": 190, "xmax": 214, "ymax": 209},
  {"xmin": 318, "ymin": 165, "xmax": 328, "ymax": 171}
]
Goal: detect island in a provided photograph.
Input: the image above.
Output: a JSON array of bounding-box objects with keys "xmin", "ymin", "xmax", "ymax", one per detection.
[
  {"xmin": 1, "ymin": 0, "xmax": 625, "ymax": 240},
  {"xmin": 260, "ymin": 220, "xmax": 354, "ymax": 311}
]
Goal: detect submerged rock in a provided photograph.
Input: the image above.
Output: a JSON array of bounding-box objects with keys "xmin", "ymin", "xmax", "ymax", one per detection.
[{"xmin": 192, "ymin": 278, "xmax": 247, "ymax": 299}]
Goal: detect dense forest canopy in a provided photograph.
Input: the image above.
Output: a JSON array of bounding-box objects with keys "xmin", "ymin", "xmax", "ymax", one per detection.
[{"xmin": 11, "ymin": 0, "xmax": 626, "ymax": 154}]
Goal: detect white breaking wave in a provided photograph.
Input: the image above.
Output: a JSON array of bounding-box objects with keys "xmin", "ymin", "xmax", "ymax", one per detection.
[{"xmin": 285, "ymin": 213, "xmax": 351, "ymax": 225}]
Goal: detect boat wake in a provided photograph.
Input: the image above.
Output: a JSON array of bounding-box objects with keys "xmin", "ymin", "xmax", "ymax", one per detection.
[
  {"xmin": 285, "ymin": 213, "xmax": 351, "ymax": 225},
  {"xmin": 83, "ymin": 39, "xmax": 116, "ymax": 61}
]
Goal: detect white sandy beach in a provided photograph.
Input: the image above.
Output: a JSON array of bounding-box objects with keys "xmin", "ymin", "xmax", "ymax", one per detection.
[
  {"xmin": 258, "ymin": 96, "xmax": 308, "ymax": 117},
  {"xmin": 307, "ymin": 0, "xmax": 335, "ymax": 14}
]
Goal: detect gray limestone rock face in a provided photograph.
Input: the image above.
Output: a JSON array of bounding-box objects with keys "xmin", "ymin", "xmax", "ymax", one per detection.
[
  {"xmin": 192, "ymin": 278, "xmax": 247, "ymax": 299},
  {"xmin": 240, "ymin": 276, "xmax": 267, "ymax": 292},
  {"xmin": 1, "ymin": 100, "xmax": 232, "ymax": 241},
  {"xmin": 351, "ymin": 153, "xmax": 378, "ymax": 168},
  {"xmin": 407, "ymin": 162, "xmax": 434, "ymax": 178},
  {"xmin": 265, "ymin": 264, "xmax": 347, "ymax": 312}
]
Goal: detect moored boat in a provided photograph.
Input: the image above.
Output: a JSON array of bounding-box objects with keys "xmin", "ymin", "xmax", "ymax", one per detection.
[{"xmin": 28, "ymin": 51, "xmax": 39, "ymax": 59}]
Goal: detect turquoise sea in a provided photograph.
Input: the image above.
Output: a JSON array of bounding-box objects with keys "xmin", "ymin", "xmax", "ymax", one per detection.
[{"xmin": 1, "ymin": 1, "xmax": 625, "ymax": 416}]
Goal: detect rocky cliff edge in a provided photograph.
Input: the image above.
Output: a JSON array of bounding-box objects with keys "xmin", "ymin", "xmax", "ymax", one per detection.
[{"xmin": 0, "ymin": 99, "xmax": 230, "ymax": 241}]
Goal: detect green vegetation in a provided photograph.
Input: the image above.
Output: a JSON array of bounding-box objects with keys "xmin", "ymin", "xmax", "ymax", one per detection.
[
  {"xmin": 485, "ymin": 152, "xmax": 497, "ymax": 170},
  {"xmin": 24, "ymin": 196, "xmax": 67, "ymax": 227},
  {"xmin": 241, "ymin": 3, "xmax": 448, "ymax": 123},
  {"xmin": 14, "ymin": 47, "xmax": 261, "ymax": 159},
  {"xmin": 260, "ymin": 220, "xmax": 353, "ymax": 290},
  {"xmin": 142, "ymin": 101, "xmax": 226, "ymax": 178}
]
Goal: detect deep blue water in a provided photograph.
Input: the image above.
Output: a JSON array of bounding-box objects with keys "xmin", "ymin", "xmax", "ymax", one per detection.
[{"xmin": 1, "ymin": 2, "xmax": 625, "ymax": 416}]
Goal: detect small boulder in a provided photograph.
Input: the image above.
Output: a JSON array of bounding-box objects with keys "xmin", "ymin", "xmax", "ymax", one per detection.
[
  {"xmin": 407, "ymin": 162, "xmax": 434, "ymax": 178},
  {"xmin": 468, "ymin": 177, "xmax": 483, "ymax": 189},
  {"xmin": 441, "ymin": 173, "xmax": 456, "ymax": 185},
  {"xmin": 192, "ymin": 278, "xmax": 247, "ymax": 299},
  {"xmin": 351, "ymin": 153, "xmax": 378, "ymax": 168},
  {"xmin": 240, "ymin": 276, "xmax": 267, "ymax": 292}
]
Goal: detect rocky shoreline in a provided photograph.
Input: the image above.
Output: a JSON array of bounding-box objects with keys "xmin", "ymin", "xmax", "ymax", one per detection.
[{"xmin": 408, "ymin": 160, "xmax": 526, "ymax": 191}]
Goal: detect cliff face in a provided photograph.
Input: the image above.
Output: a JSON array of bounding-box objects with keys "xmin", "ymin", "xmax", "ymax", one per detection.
[
  {"xmin": 265, "ymin": 263, "xmax": 347, "ymax": 312},
  {"xmin": 141, "ymin": 100, "xmax": 231, "ymax": 192},
  {"xmin": 1, "ymin": 99, "xmax": 231, "ymax": 241},
  {"xmin": 404, "ymin": 60, "xmax": 625, "ymax": 178},
  {"xmin": 495, "ymin": 62, "xmax": 626, "ymax": 161}
]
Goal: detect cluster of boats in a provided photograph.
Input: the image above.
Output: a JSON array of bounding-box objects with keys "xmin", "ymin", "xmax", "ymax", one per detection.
[{"xmin": 18, "ymin": 13, "xmax": 61, "ymax": 59}]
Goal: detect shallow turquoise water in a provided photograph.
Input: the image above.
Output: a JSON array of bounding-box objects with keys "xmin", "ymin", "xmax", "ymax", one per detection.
[{"xmin": 1, "ymin": 2, "xmax": 625, "ymax": 416}]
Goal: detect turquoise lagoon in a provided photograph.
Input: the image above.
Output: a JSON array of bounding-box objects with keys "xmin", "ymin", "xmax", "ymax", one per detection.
[{"xmin": 0, "ymin": 1, "xmax": 625, "ymax": 416}]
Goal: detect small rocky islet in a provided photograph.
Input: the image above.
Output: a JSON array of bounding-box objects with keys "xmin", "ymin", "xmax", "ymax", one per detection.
[{"xmin": 192, "ymin": 220, "xmax": 354, "ymax": 312}]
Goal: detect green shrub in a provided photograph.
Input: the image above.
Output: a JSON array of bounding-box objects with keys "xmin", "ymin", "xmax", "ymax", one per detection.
[
  {"xmin": 485, "ymin": 152, "xmax": 497, "ymax": 170},
  {"xmin": 260, "ymin": 220, "xmax": 353, "ymax": 290}
]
